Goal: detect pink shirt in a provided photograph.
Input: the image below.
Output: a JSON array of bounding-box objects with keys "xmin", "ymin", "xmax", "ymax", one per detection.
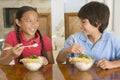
[{"xmin": 5, "ymin": 30, "xmax": 52, "ymax": 64}]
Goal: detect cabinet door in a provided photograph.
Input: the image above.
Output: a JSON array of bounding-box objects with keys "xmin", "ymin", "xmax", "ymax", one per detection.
[
  {"xmin": 38, "ymin": 13, "xmax": 51, "ymax": 39},
  {"xmin": 65, "ymin": 13, "xmax": 81, "ymax": 39}
]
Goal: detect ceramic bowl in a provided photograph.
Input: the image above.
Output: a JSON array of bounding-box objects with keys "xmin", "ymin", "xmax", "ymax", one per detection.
[
  {"xmin": 21, "ymin": 57, "xmax": 43, "ymax": 71},
  {"xmin": 69, "ymin": 55, "xmax": 94, "ymax": 71},
  {"xmin": 73, "ymin": 59, "xmax": 94, "ymax": 71}
]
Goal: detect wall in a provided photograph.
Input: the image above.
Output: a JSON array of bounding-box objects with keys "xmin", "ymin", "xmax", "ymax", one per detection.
[
  {"xmin": 114, "ymin": 0, "xmax": 120, "ymax": 37},
  {"xmin": 51, "ymin": 0, "xmax": 65, "ymax": 62}
]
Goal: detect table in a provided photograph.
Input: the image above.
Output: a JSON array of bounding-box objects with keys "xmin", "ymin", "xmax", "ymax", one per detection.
[{"xmin": 0, "ymin": 64, "xmax": 120, "ymax": 80}]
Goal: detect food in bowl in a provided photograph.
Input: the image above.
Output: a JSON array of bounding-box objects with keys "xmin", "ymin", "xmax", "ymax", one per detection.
[
  {"xmin": 20, "ymin": 55, "xmax": 43, "ymax": 71},
  {"xmin": 69, "ymin": 54, "xmax": 94, "ymax": 71}
]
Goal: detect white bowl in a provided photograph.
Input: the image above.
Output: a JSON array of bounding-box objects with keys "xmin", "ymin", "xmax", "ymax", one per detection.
[
  {"xmin": 22, "ymin": 57, "xmax": 43, "ymax": 71},
  {"xmin": 73, "ymin": 59, "xmax": 94, "ymax": 71},
  {"xmin": 69, "ymin": 55, "xmax": 94, "ymax": 71}
]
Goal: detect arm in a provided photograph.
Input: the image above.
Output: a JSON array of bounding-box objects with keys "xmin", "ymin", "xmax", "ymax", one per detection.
[
  {"xmin": 109, "ymin": 60, "xmax": 120, "ymax": 68},
  {"xmin": 0, "ymin": 51, "xmax": 15, "ymax": 65},
  {"xmin": 96, "ymin": 59, "xmax": 120, "ymax": 69},
  {"xmin": 95, "ymin": 35, "xmax": 120, "ymax": 69},
  {"xmin": 0, "ymin": 43, "xmax": 24, "ymax": 65},
  {"xmin": 56, "ymin": 34, "xmax": 84, "ymax": 64},
  {"xmin": 42, "ymin": 36, "xmax": 54, "ymax": 64},
  {"xmin": 0, "ymin": 43, "xmax": 15, "ymax": 64},
  {"xmin": 46, "ymin": 51, "xmax": 54, "ymax": 64},
  {"xmin": 56, "ymin": 48, "xmax": 70, "ymax": 63},
  {"xmin": 56, "ymin": 44, "xmax": 84, "ymax": 63},
  {"xmin": 56, "ymin": 35, "xmax": 74, "ymax": 64}
]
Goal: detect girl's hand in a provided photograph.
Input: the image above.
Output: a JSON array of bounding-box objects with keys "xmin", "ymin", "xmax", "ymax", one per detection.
[
  {"xmin": 96, "ymin": 59, "xmax": 113, "ymax": 69},
  {"xmin": 41, "ymin": 57, "xmax": 48, "ymax": 65},
  {"xmin": 11, "ymin": 43, "xmax": 24, "ymax": 57},
  {"xmin": 66, "ymin": 44, "xmax": 84, "ymax": 54}
]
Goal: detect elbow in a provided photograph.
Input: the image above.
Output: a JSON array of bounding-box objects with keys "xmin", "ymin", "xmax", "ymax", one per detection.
[
  {"xmin": 56, "ymin": 51, "xmax": 66, "ymax": 64},
  {"xmin": 56, "ymin": 57, "xmax": 64, "ymax": 64}
]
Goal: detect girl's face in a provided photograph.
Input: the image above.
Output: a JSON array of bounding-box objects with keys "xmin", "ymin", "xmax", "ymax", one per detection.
[
  {"xmin": 17, "ymin": 10, "xmax": 39, "ymax": 37},
  {"xmin": 80, "ymin": 19, "xmax": 99, "ymax": 35}
]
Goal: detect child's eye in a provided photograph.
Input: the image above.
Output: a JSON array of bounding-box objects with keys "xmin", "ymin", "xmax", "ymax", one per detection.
[
  {"xmin": 81, "ymin": 21, "xmax": 85, "ymax": 23},
  {"xmin": 26, "ymin": 20, "xmax": 32, "ymax": 23}
]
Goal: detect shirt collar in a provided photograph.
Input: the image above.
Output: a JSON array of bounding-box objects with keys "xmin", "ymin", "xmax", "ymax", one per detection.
[{"xmin": 79, "ymin": 31, "xmax": 107, "ymax": 43}]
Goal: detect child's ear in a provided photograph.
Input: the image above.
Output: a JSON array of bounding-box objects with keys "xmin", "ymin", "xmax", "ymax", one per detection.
[
  {"xmin": 96, "ymin": 22, "xmax": 101, "ymax": 28},
  {"xmin": 15, "ymin": 19, "xmax": 21, "ymax": 26}
]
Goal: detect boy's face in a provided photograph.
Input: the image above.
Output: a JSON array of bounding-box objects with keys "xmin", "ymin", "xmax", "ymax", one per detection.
[{"xmin": 80, "ymin": 19, "xmax": 99, "ymax": 35}]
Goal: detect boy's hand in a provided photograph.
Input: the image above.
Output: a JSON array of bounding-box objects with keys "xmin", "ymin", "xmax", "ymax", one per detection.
[
  {"xmin": 96, "ymin": 59, "xmax": 113, "ymax": 69},
  {"xmin": 67, "ymin": 44, "xmax": 84, "ymax": 54}
]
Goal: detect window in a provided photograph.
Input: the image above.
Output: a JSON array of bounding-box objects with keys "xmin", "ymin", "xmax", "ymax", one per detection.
[{"xmin": 3, "ymin": 8, "xmax": 18, "ymax": 28}]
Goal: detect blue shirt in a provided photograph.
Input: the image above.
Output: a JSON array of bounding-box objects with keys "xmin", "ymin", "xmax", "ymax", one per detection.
[{"xmin": 61, "ymin": 32, "xmax": 120, "ymax": 61}]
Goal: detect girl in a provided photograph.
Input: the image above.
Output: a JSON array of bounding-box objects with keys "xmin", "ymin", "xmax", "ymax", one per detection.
[{"xmin": 0, "ymin": 6, "xmax": 54, "ymax": 64}]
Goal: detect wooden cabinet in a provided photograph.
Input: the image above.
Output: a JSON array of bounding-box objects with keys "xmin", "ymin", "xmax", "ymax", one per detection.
[
  {"xmin": 65, "ymin": 13, "xmax": 81, "ymax": 39},
  {"xmin": 38, "ymin": 13, "xmax": 51, "ymax": 39}
]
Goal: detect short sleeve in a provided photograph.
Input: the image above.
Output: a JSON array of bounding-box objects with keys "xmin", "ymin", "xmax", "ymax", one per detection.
[
  {"xmin": 64, "ymin": 34, "xmax": 75, "ymax": 48},
  {"xmin": 43, "ymin": 36, "xmax": 52, "ymax": 51},
  {"xmin": 5, "ymin": 31, "xmax": 17, "ymax": 46}
]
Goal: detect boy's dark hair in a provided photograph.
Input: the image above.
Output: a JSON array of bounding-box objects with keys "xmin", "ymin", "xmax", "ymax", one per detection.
[
  {"xmin": 78, "ymin": 1, "xmax": 110, "ymax": 33},
  {"xmin": 15, "ymin": 6, "xmax": 48, "ymax": 63}
]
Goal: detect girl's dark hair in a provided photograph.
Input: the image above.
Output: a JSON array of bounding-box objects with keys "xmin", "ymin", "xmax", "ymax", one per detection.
[
  {"xmin": 78, "ymin": 1, "xmax": 110, "ymax": 33},
  {"xmin": 15, "ymin": 6, "xmax": 48, "ymax": 63}
]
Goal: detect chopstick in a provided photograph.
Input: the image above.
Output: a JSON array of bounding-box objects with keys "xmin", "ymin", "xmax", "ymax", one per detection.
[
  {"xmin": 3, "ymin": 47, "xmax": 12, "ymax": 50},
  {"xmin": 3, "ymin": 43, "xmax": 38, "ymax": 50},
  {"xmin": 3, "ymin": 46, "xmax": 28, "ymax": 50}
]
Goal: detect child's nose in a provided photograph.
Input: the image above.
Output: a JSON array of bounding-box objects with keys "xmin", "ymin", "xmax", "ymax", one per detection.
[{"xmin": 32, "ymin": 22, "xmax": 39, "ymax": 27}]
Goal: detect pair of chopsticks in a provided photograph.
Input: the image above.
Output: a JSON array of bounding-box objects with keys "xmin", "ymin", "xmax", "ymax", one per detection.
[{"xmin": 3, "ymin": 43, "xmax": 38, "ymax": 50}]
